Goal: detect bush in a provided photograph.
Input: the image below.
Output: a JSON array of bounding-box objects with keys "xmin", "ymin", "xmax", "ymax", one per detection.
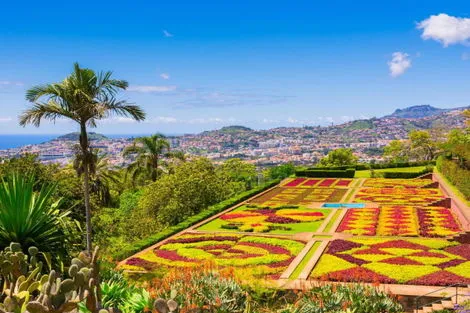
[
  {"xmin": 113, "ymin": 180, "xmax": 279, "ymax": 260},
  {"xmin": 437, "ymin": 156, "xmax": 470, "ymax": 200},
  {"xmin": 289, "ymin": 284, "xmax": 403, "ymax": 313},
  {"xmin": 295, "ymin": 168, "xmax": 355, "ymax": 178},
  {"xmin": 382, "ymin": 166, "xmax": 434, "ymax": 179}
]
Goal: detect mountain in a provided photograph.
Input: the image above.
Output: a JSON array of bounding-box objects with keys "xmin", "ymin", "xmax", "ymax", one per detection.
[
  {"xmin": 385, "ymin": 104, "xmax": 466, "ymax": 119},
  {"xmin": 55, "ymin": 132, "xmax": 108, "ymax": 141}
]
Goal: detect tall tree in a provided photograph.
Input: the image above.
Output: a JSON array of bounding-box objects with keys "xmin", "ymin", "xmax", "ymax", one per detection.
[
  {"xmin": 123, "ymin": 134, "xmax": 184, "ymax": 184},
  {"xmin": 20, "ymin": 63, "xmax": 145, "ymax": 252},
  {"xmin": 318, "ymin": 148, "xmax": 358, "ymax": 167},
  {"xmin": 383, "ymin": 140, "xmax": 409, "ymax": 163}
]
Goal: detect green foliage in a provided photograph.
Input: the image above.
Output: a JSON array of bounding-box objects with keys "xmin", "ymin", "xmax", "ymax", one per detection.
[
  {"xmin": 0, "ymin": 174, "xmax": 80, "ymax": 262},
  {"xmin": 266, "ymin": 163, "xmax": 296, "ymax": 180},
  {"xmin": 318, "ymin": 148, "xmax": 358, "ymax": 167},
  {"xmin": 154, "ymin": 270, "xmax": 246, "ymax": 313},
  {"xmin": 123, "ymin": 134, "xmax": 185, "ymax": 184},
  {"xmin": 409, "ymin": 129, "xmax": 440, "ymax": 161},
  {"xmin": 437, "ymin": 156, "xmax": 470, "ymax": 200},
  {"xmin": 289, "ymin": 284, "xmax": 403, "ymax": 313},
  {"xmin": 0, "ymin": 154, "xmax": 58, "ymax": 188},
  {"xmin": 295, "ymin": 169, "xmax": 355, "ymax": 178},
  {"xmin": 139, "ymin": 158, "xmax": 236, "ymax": 226},
  {"xmin": 383, "ymin": 140, "xmax": 409, "ymax": 163},
  {"xmin": 113, "ymin": 180, "xmax": 279, "ymax": 260},
  {"xmin": 381, "ymin": 166, "xmax": 433, "ymax": 178},
  {"xmin": 217, "ymin": 158, "xmax": 257, "ymax": 191}
]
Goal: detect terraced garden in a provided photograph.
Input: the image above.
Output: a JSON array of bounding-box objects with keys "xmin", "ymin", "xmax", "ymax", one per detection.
[{"xmin": 121, "ymin": 177, "xmax": 470, "ymax": 289}]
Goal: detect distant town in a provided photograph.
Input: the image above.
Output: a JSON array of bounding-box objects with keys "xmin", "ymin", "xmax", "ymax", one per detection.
[{"xmin": 1, "ymin": 105, "xmax": 468, "ymax": 167}]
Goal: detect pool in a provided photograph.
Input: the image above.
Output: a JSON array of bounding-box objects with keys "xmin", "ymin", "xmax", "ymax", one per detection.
[{"xmin": 322, "ymin": 203, "xmax": 365, "ymax": 208}]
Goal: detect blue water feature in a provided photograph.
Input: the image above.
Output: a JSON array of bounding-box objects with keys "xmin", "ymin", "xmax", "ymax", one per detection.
[{"xmin": 322, "ymin": 203, "xmax": 365, "ymax": 208}]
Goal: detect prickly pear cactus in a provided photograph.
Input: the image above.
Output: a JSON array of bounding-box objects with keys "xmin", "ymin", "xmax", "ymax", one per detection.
[
  {"xmin": 0, "ymin": 244, "xmax": 107, "ymax": 313},
  {"xmin": 153, "ymin": 298, "xmax": 179, "ymax": 313}
]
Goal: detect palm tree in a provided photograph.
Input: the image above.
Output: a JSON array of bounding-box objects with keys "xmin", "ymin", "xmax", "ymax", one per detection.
[
  {"xmin": 20, "ymin": 63, "xmax": 146, "ymax": 253},
  {"xmin": 73, "ymin": 148, "xmax": 121, "ymax": 206},
  {"xmin": 0, "ymin": 174, "xmax": 79, "ymax": 261},
  {"xmin": 123, "ymin": 134, "xmax": 184, "ymax": 184}
]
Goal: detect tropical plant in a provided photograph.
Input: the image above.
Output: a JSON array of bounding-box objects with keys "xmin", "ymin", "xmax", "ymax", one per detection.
[
  {"xmin": 123, "ymin": 134, "xmax": 184, "ymax": 184},
  {"xmin": 20, "ymin": 62, "xmax": 146, "ymax": 252},
  {"xmin": 0, "ymin": 174, "xmax": 80, "ymax": 261},
  {"xmin": 73, "ymin": 148, "xmax": 121, "ymax": 206}
]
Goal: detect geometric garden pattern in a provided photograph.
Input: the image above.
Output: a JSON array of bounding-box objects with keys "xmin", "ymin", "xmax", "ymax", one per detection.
[{"xmin": 122, "ymin": 177, "xmax": 470, "ymax": 288}]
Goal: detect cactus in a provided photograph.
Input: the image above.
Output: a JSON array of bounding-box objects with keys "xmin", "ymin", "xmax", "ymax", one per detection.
[
  {"xmin": 153, "ymin": 299, "xmax": 178, "ymax": 313},
  {"xmin": 0, "ymin": 243, "xmax": 108, "ymax": 313}
]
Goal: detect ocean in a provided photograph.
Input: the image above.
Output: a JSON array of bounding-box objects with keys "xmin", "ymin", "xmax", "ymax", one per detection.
[{"xmin": 0, "ymin": 133, "xmax": 180, "ymax": 150}]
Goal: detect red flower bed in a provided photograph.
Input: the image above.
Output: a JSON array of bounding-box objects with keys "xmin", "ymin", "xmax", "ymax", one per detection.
[
  {"xmin": 445, "ymin": 244, "xmax": 470, "ymax": 260},
  {"xmin": 408, "ymin": 271, "xmax": 469, "ymax": 286},
  {"xmin": 303, "ymin": 179, "xmax": 320, "ymax": 186},
  {"xmin": 265, "ymin": 215, "xmax": 299, "ymax": 224},
  {"xmin": 336, "ymin": 179, "xmax": 352, "ymax": 187},
  {"xmin": 239, "ymin": 241, "xmax": 291, "ymax": 255},
  {"xmin": 318, "ymin": 178, "xmax": 336, "ymax": 187},
  {"xmin": 322, "ymin": 267, "xmax": 397, "ymax": 284},
  {"xmin": 155, "ymin": 250, "xmax": 196, "ymax": 262},
  {"xmin": 381, "ymin": 256, "xmax": 423, "ymax": 265},
  {"xmin": 327, "ymin": 240, "xmax": 362, "ymax": 254},
  {"xmin": 285, "ymin": 178, "xmax": 306, "ymax": 187}
]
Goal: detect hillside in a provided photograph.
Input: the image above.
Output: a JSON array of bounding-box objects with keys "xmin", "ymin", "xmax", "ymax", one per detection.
[{"xmin": 55, "ymin": 132, "xmax": 108, "ymax": 141}]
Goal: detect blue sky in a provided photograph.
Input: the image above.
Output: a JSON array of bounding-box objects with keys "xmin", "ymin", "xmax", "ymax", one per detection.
[{"xmin": 1, "ymin": 0, "xmax": 470, "ymax": 134}]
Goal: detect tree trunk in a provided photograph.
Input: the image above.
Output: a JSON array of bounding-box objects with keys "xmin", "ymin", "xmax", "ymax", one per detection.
[{"xmin": 80, "ymin": 123, "xmax": 93, "ymax": 253}]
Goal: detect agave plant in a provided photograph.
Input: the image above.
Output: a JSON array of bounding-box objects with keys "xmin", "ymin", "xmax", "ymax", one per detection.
[{"xmin": 0, "ymin": 174, "xmax": 79, "ymax": 260}]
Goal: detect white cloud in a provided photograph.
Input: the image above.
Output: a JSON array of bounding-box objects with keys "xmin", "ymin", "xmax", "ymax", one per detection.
[
  {"xmin": 287, "ymin": 117, "xmax": 299, "ymax": 124},
  {"xmin": 102, "ymin": 116, "xmax": 138, "ymax": 124},
  {"xmin": 127, "ymin": 85, "xmax": 177, "ymax": 93},
  {"xmin": 0, "ymin": 117, "xmax": 12, "ymax": 123},
  {"xmin": 163, "ymin": 30, "xmax": 173, "ymax": 37},
  {"xmin": 261, "ymin": 118, "xmax": 279, "ymax": 124},
  {"xmin": 417, "ymin": 13, "xmax": 470, "ymax": 47},
  {"xmin": 153, "ymin": 116, "xmax": 179, "ymax": 123},
  {"xmin": 388, "ymin": 52, "xmax": 411, "ymax": 77},
  {"xmin": 340, "ymin": 115, "xmax": 354, "ymax": 122},
  {"xmin": 160, "ymin": 73, "xmax": 170, "ymax": 80}
]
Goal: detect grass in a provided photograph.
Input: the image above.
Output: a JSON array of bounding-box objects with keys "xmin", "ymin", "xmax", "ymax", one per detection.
[
  {"xmin": 354, "ymin": 166, "xmax": 427, "ymax": 178},
  {"xmin": 290, "ymin": 241, "xmax": 321, "ymax": 279},
  {"xmin": 197, "ymin": 205, "xmax": 330, "ymax": 234},
  {"xmin": 323, "ymin": 210, "xmax": 343, "ymax": 233}
]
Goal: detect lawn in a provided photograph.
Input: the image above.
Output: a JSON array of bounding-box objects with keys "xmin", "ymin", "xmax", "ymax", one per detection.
[
  {"xmin": 354, "ymin": 166, "xmax": 428, "ymax": 178},
  {"xmin": 198, "ymin": 205, "xmax": 331, "ymax": 234}
]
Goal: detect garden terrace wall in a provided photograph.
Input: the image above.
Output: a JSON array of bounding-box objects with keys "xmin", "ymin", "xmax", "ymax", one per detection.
[{"xmin": 113, "ymin": 180, "xmax": 280, "ymax": 261}]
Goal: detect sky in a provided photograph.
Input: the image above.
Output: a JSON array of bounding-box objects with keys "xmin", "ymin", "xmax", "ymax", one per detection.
[{"xmin": 1, "ymin": 0, "xmax": 470, "ymax": 134}]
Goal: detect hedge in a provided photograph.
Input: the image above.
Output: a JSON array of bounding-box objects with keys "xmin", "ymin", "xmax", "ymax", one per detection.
[
  {"xmin": 381, "ymin": 167, "xmax": 433, "ymax": 179},
  {"xmin": 306, "ymin": 161, "xmax": 435, "ymax": 171},
  {"xmin": 436, "ymin": 156, "xmax": 470, "ymax": 201},
  {"xmin": 113, "ymin": 179, "xmax": 280, "ymax": 261},
  {"xmin": 295, "ymin": 168, "xmax": 355, "ymax": 178}
]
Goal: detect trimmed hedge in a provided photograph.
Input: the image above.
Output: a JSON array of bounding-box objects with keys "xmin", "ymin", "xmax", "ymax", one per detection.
[
  {"xmin": 437, "ymin": 156, "xmax": 470, "ymax": 200},
  {"xmin": 382, "ymin": 167, "xmax": 433, "ymax": 179},
  {"xmin": 305, "ymin": 161, "xmax": 435, "ymax": 171},
  {"xmin": 295, "ymin": 168, "xmax": 355, "ymax": 178},
  {"xmin": 113, "ymin": 180, "xmax": 280, "ymax": 261}
]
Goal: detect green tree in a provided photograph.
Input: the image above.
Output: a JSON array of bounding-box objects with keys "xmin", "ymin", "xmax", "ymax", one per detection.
[
  {"xmin": 139, "ymin": 158, "xmax": 230, "ymax": 226},
  {"xmin": 123, "ymin": 134, "xmax": 184, "ymax": 184},
  {"xmin": 409, "ymin": 130, "xmax": 440, "ymax": 161},
  {"xmin": 318, "ymin": 148, "xmax": 358, "ymax": 167},
  {"xmin": 20, "ymin": 63, "xmax": 145, "ymax": 253},
  {"xmin": 266, "ymin": 163, "xmax": 296, "ymax": 180},
  {"xmin": 383, "ymin": 140, "xmax": 409, "ymax": 163},
  {"xmin": 0, "ymin": 174, "xmax": 80, "ymax": 260},
  {"xmin": 217, "ymin": 158, "xmax": 257, "ymax": 191}
]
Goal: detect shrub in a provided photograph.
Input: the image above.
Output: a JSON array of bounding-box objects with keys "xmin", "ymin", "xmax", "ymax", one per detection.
[
  {"xmin": 437, "ymin": 156, "xmax": 470, "ymax": 200},
  {"xmin": 289, "ymin": 284, "xmax": 403, "ymax": 313},
  {"xmin": 382, "ymin": 166, "xmax": 433, "ymax": 179},
  {"xmin": 296, "ymin": 168, "xmax": 355, "ymax": 178},
  {"xmin": 113, "ymin": 180, "xmax": 279, "ymax": 260}
]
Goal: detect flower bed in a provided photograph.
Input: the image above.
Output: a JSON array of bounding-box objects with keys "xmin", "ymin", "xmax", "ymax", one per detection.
[
  {"xmin": 282, "ymin": 178, "xmax": 352, "ymax": 188},
  {"xmin": 362, "ymin": 178, "xmax": 432, "ymax": 188},
  {"xmin": 353, "ymin": 188, "xmax": 444, "ymax": 204},
  {"xmin": 417, "ymin": 207, "xmax": 463, "ymax": 237},
  {"xmin": 309, "ymin": 238, "xmax": 470, "ymax": 286},
  {"xmin": 250, "ymin": 187, "xmax": 347, "ymax": 206},
  {"xmin": 338, "ymin": 206, "xmax": 461, "ymax": 237},
  {"xmin": 198, "ymin": 205, "xmax": 330, "ymax": 234},
  {"xmin": 122, "ymin": 233, "xmax": 305, "ymax": 280},
  {"xmin": 337, "ymin": 208, "xmax": 379, "ymax": 236}
]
